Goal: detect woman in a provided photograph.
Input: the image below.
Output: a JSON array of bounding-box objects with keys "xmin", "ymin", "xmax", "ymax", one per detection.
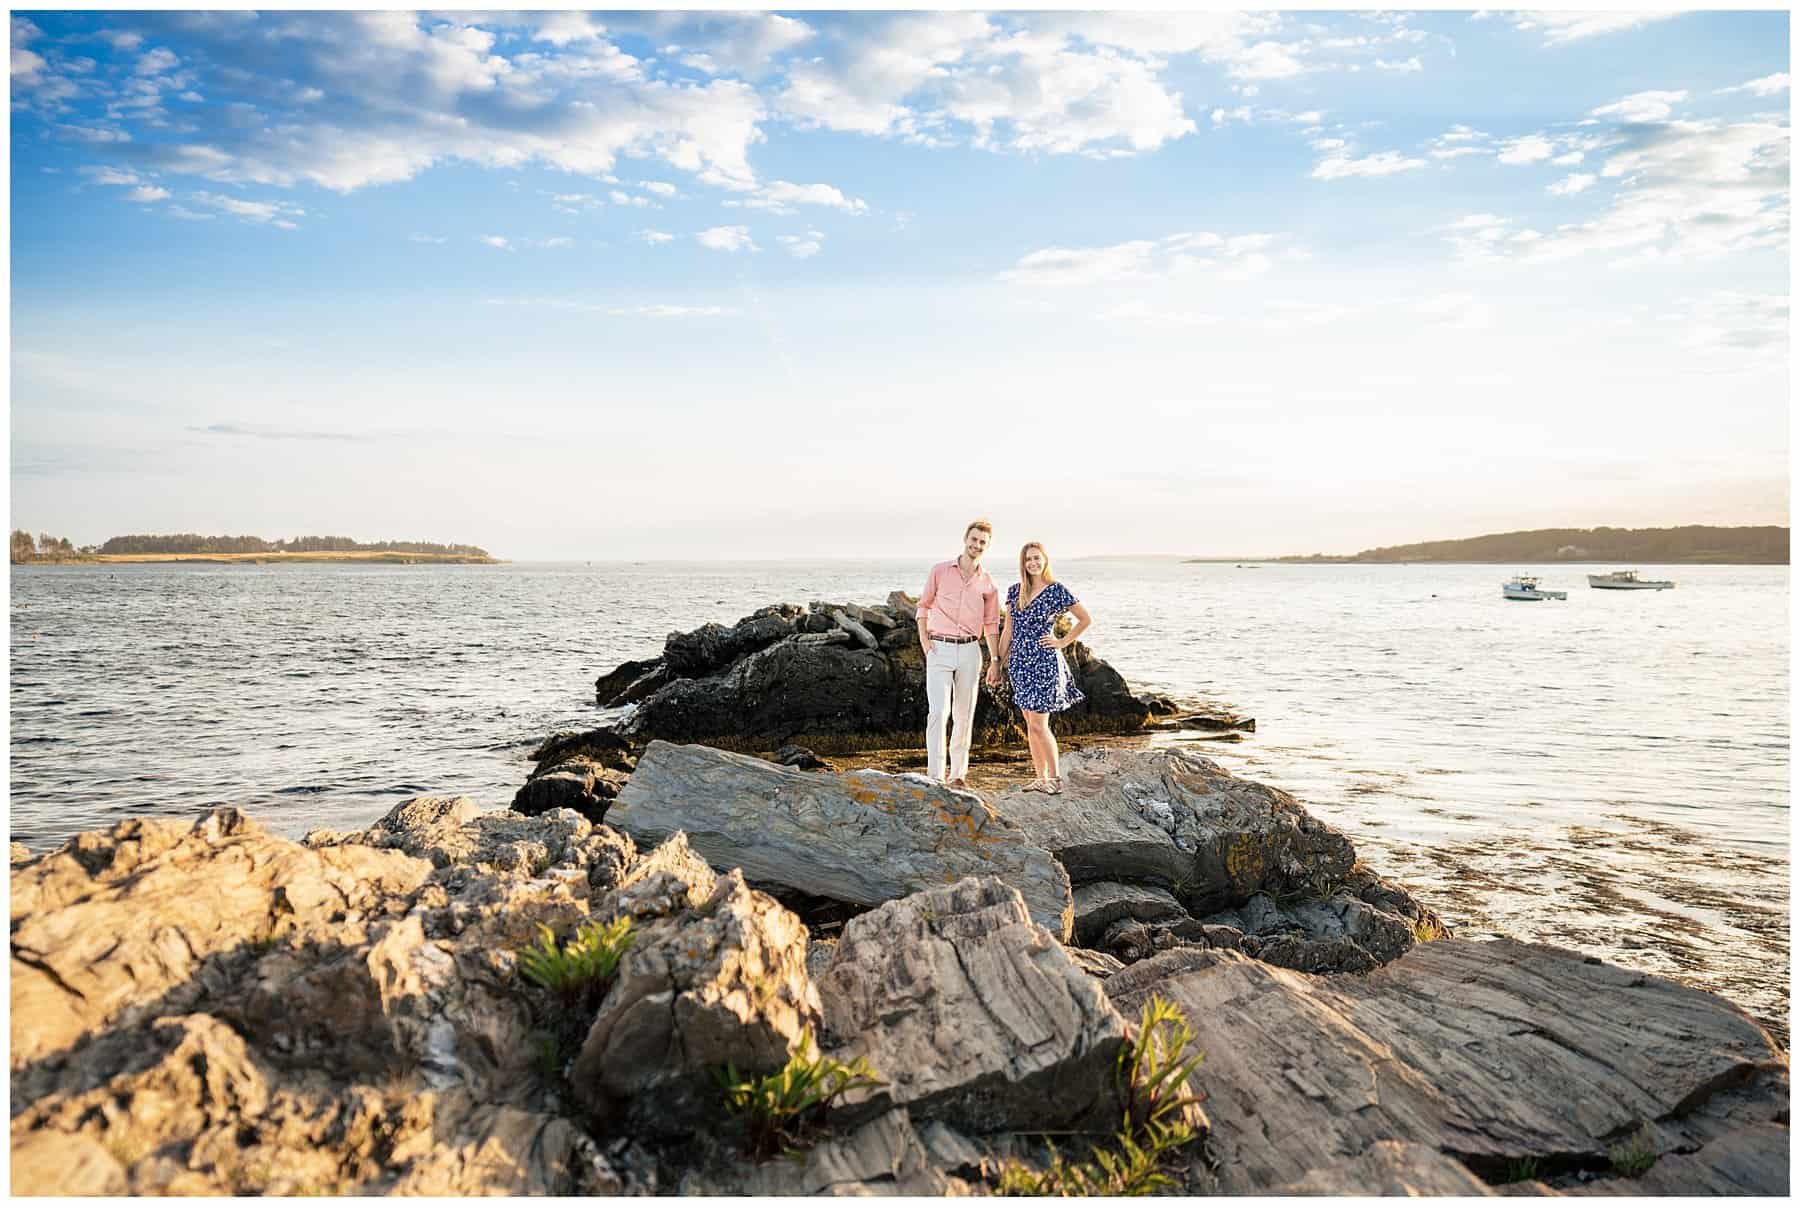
[{"xmin": 987, "ymin": 541, "xmax": 1091, "ymax": 794}]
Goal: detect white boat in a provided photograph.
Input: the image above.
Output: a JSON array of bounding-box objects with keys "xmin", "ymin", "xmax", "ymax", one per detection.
[
  {"xmin": 1587, "ymin": 570, "xmax": 1675, "ymax": 591},
  {"xmin": 1503, "ymin": 574, "xmax": 1567, "ymax": 601}
]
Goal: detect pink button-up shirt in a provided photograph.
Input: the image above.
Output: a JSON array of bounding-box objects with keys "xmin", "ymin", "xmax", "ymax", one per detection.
[{"xmin": 917, "ymin": 558, "xmax": 1001, "ymax": 639}]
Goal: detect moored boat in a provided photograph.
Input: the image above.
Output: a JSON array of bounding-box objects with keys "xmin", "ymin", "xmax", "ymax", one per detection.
[
  {"xmin": 1502, "ymin": 574, "xmax": 1567, "ymax": 601},
  {"xmin": 1587, "ymin": 570, "xmax": 1675, "ymax": 590}
]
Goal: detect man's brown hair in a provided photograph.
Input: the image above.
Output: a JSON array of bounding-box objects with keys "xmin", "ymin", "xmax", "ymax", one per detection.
[{"xmin": 965, "ymin": 518, "xmax": 993, "ymax": 539}]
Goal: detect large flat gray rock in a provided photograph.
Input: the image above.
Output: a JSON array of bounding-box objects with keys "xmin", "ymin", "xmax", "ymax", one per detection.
[
  {"xmin": 1107, "ymin": 938, "xmax": 1788, "ymax": 1196},
  {"xmin": 995, "ymin": 746, "xmax": 1358, "ymax": 910},
  {"xmin": 608, "ymin": 742, "xmax": 1074, "ymax": 940}
]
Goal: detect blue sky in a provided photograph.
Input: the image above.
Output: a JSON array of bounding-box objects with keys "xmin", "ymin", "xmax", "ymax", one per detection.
[{"xmin": 10, "ymin": 9, "xmax": 1791, "ymax": 558}]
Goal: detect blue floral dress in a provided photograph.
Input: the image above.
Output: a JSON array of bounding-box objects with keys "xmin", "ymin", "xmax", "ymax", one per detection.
[{"xmin": 1005, "ymin": 581, "xmax": 1085, "ymax": 714}]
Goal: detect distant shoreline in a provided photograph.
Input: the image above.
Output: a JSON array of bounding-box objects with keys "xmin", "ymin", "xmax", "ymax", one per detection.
[{"xmin": 18, "ymin": 551, "xmax": 500, "ymax": 565}]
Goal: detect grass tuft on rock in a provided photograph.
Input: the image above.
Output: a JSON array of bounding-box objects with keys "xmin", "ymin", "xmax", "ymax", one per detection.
[
  {"xmin": 1411, "ymin": 916, "xmax": 1447, "ymax": 943},
  {"xmin": 517, "ymin": 915, "xmax": 633, "ymax": 994},
  {"xmin": 1503, "ymin": 1155, "xmax": 1540, "ymax": 1183},
  {"xmin": 717, "ymin": 1031, "xmax": 885, "ymax": 1161},
  {"xmin": 997, "ymin": 993, "xmax": 1206, "ymax": 1196},
  {"xmin": 1608, "ymin": 1125, "xmax": 1659, "ymax": 1177}
]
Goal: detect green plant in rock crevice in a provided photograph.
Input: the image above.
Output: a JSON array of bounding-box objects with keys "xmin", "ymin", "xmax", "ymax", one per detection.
[
  {"xmin": 1607, "ymin": 1125, "xmax": 1659, "ymax": 1177},
  {"xmin": 717, "ymin": 1031, "xmax": 885, "ymax": 1162},
  {"xmin": 517, "ymin": 914, "xmax": 633, "ymax": 995},
  {"xmin": 996, "ymin": 993, "xmax": 1207, "ymax": 1196},
  {"xmin": 1504, "ymin": 1155, "xmax": 1541, "ymax": 1183}
]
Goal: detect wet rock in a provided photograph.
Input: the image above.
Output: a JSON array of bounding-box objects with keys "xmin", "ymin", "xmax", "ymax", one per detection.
[
  {"xmin": 572, "ymin": 869, "xmax": 821, "ymax": 1136},
  {"xmin": 816, "ymin": 877, "xmax": 1131, "ymax": 1134},
  {"xmin": 528, "ymin": 727, "xmax": 636, "ymax": 773},
  {"xmin": 1105, "ymin": 939, "xmax": 1789, "ymax": 1196},
  {"xmin": 609, "ymin": 741, "xmax": 1074, "ymax": 939},
  {"xmin": 590, "ymin": 590, "xmax": 1162, "ymax": 748},
  {"xmin": 593, "ymin": 657, "xmax": 659, "ymax": 708},
  {"xmin": 511, "ymin": 759, "xmax": 628, "ymax": 823},
  {"xmin": 664, "ymin": 609, "xmax": 799, "ymax": 677},
  {"xmin": 772, "ymin": 743, "xmax": 832, "ymax": 770}
]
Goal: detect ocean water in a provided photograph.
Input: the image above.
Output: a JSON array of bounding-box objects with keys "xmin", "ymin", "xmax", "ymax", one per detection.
[{"xmin": 9, "ymin": 559, "xmax": 1789, "ymax": 1036}]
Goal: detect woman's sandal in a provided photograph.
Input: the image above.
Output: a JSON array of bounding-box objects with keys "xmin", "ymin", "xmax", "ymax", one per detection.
[
  {"xmin": 1021, "ymin": 779, "xmax": 1049, "ymax": 793},
  {"xmin": 1044, "ymin": 777, "xmax": 1064, "ymax": 795}
]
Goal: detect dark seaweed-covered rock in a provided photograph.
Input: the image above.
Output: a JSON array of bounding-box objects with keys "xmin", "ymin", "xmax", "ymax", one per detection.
[{"xmin": 591, "ymin": 592, "xmax": 1190, "ymax": 749}]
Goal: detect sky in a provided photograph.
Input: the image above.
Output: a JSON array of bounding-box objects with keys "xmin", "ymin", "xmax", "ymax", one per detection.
[{"xmin": 8, "ymin": 8, "xmax": 1792, "ymax": 559}]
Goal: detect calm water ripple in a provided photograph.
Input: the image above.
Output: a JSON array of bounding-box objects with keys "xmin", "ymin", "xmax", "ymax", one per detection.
[{"xmin": 9, "ymin": 559, "xmax": 1789, "ymax": 1037}]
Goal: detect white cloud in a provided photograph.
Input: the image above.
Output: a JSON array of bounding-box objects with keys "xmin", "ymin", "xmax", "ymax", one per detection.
[
  {"xmin": 1212, "ymin": 106, "xmax": 1254, "ymax": 126},
  {"xmin": 735, "ymin": 179, "xmax": 869, "ymax": 215},
  {"xmin": 1001, "ymin": 229, "xmax": 1285, "ymax": 286},
  {"xmin": 697, "ymin": 225, "xmax": 758, "ymax": 253},
  {"xmin": 134, "ymin": 47, "xmax": 180, "ymax": 76},
  {"xmin": 29, "ymin": 12, "xmax": 771, "ymax": 194},
  {"xmin": 1547, "ymin": 172, "xmax": 1597, "ymax": 196},
  {"xmin": 1551, "ymin": 150, "xmax": 1585, "ymax": 165},
  {"xmin": 637, "ymin": 229, "xmax": 675, "ymax": 245},
  {"xmin": 776, "ymin": 12, "xmax": 1199, "ymax": 157},
  {"xmin": 641, "ymin": 181, "xmax": 678, "ymax": 197},
  {"xmin": 480, "ymin": 235, "xmax": 511, "ymax": 250},
  {"xmin": 409, "ymin": 232, "xmax": 447, "ymax": 244},
  {"xmin": 609, "ymin": 190, "xmax": 652, "ymax": 208},
  {"xmin": 189, "ymin": 190, "xmax": 306, "ymax": 226},
  {"xmin": 1442, "ymin": 115, "xmax": 1789, "ymax": 266},
  {"xmin": 1312, "ymin": 149, "xmax": 1426, "ymax": 179},
  {"xmin": 656, "ymin": 13, "xmax": 814, "ymax": 77},
  {"xmin": 998, "ymin": 240, "xmax": 1158, "ymax": 286},
  {"xmin": 1510, "ymin": 12, "xmax": 1683, "ymax": 46},
  {"xmin": 1497, "ymin": 134, "xmax": 1555, "ymax": 164},
  {"xmin": 1589, "ymin": 89, "xmax": 1688, "ymax": 124},
  {"xmin": 1715, "ymin": 73, "xmax": 1789, "ymax": 98},
  {"xmin": 126, "ymin": 185, "xmax": 169, "ymax": 202},
  {"xmin": 1677, "ymin": 291, "xmax": 1789, "ymax": 354},
  {"xmin": 1374, "ymin": 57, "xmax": 1422, "ymax": 73},
  {"xmin": 531, "ymin": 11, "xmax": 608, "ymax": 47},
  {"xmin": 777, "ymin": 232, "xmax": 825, "ymax": 259},
  {"xmin": 80, "ymin": 165, "xmax": 144, "ymax": 186},
  {"xmin": 622, "ymin": 304, "xmax": 737, "ymax": 318}
]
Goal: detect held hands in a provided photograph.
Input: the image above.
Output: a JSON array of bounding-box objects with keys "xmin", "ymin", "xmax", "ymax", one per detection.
[{"xmin": 984, "ymin": 662, "xmax": 1003, "ymax": 688}]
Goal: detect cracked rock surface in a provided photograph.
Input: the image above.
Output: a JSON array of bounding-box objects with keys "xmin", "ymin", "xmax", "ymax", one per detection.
[{"xmin": 1105, "ymin": 939, "xmax": 1789, "ymax": 1196}]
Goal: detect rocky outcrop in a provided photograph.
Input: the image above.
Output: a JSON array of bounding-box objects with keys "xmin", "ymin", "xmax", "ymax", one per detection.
[
  {"xmin": 572, "ymin": 869, "xmax": 822, "ymax": 1136},
  {"xmin": 817, "ymin": 877, "xmax": 1139, "ymax": 1134},
  {"xmin": 10, "ymin": 803, "xmax": 650, "ymax": 1196},
  {"xmin": 608, "ymin": 741, "xmax": 1076, "ymax": 940},
  {"xmin": 999, "ymin": 745, "xmax": 1441, "ymax": 972},
  {"xmin": 1105, "ymin": 940, "xmax": 1791, "ymax": 1197},
  {"xmin": 11, "ymin": 771, "xmax": 1787, "ymax": 1196},
  {"xmin": 589, "ymin": 592, "xmax": 1238, "ymax": 749}
]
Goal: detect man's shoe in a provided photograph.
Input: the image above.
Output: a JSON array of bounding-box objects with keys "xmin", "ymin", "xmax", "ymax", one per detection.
[{"xmin": 947, "ymin": 776, "xmax": 969, "ymax": 790}]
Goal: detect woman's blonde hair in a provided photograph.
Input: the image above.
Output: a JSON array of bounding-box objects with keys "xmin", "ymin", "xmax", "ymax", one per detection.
[{"xmin": 1018, "ymin": 541, "xmax": 1055, "ymax": 600}]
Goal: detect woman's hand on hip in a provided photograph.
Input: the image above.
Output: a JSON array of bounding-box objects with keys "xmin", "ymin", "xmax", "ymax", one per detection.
[{"xmin": 1037, "ymin": 634, "xmax": 1063, "ymax": 650}]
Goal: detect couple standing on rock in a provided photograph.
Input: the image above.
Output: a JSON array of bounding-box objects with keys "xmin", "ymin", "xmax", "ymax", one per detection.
[{"xmin": 916, "ymin": 518, "xmax": 1093, "ymax": 795}]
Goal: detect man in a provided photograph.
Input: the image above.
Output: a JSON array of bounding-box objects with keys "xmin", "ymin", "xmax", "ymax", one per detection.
[{"xmin": 916, "ymin": 519, "xmax": 1001, "ymax": 789}]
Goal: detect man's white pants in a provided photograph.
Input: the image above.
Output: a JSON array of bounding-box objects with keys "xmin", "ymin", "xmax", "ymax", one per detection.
[{"xmin": 925, "ymin": 638, "xmax": 983, "ymax": 782}]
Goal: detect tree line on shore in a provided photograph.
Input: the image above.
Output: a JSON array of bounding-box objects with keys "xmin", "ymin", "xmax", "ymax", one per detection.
[
  {"xmin": 11, "ymin": 531, "xmax": 89, "ymax": 562},
  {"xmin": 11, "ymin": 531, "xmax": 491, "ymax": 562},
  {"xmin": 1277, "ymin": 524, "xmax": 1789, "ymax": 565}
]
